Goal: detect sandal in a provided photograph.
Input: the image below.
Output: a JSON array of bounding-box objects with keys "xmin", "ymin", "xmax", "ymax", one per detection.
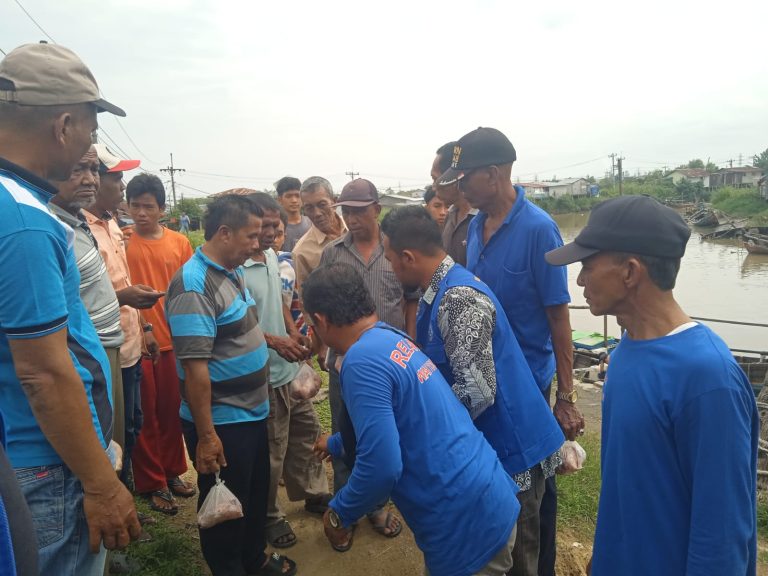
[
  {"xmin": 266, "ymin": 518, "xmax": 297, "ymax": 548},
  {"xmin": 368, "ymin": 510, "xmax": 402, "ymax": 538},
  {"xmin": 143, "ymin": 489, "xmax": 178, "ymax": 516},
  {"xmin": 250, "ymin": 552, "xmax": 297, "ymax": 576},
  {"xmin": 304, "ymin": 493, "xmax": 333, "ymax": 515},
  {"xmin": 330, "ymin": 524, "xmax": 355, "ymax": 553},
  {"xmin": 167, "ymin": 476, "xmax": 196, "ymax": 498}
]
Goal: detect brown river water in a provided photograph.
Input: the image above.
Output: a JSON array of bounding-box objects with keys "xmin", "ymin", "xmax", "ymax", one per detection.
[{"xmin": 553, "ymin": 212, "xmax": 768, "ymax": 353}]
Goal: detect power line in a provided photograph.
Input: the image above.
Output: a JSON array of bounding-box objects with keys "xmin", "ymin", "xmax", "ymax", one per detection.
[
  {"xmin": 0, "ymin": 47, "xmax": 6, "ymax": 56},
  {"xmin": 160, "ymin": 154, "xmax": 185, "ymax": 208},
  {"xmin": 13, "ymin": 0, "xmax": 56, "ymax": 43}
]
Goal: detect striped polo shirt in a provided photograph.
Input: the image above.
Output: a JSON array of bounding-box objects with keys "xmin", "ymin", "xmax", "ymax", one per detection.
[
  {"xmin": 49, "ymin": 204, "xmax": 123, "ymax": 349},
  {"xmin": 166, "ymin": 247, "xmax": 270, "ymax": 425},
  {"xmin": 0, "ymin": 158, "xmax": 113, "ymax": 467}
]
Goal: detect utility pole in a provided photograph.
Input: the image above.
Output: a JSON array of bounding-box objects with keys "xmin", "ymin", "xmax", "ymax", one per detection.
[
  {"xmin": 728, "ymin": 158, "xmax": 734, "ymax": 169},
  {"xmin": 738, "ymin": 153, "xmax": 743, "ymax": 166},
  {"xmin": 608, "ymin": 153, "xmax": 617, "ymax": 191},
  {"xmin": 345, "ymin": 170, "xmax": 359, "ymax": 181},
  {"xmin": 160, "ymin": 153, "xmax": 185, "ymax": 209},
  {"xmin": 617, "ymin": 156, "xmax": 624, "ymax": 196}
]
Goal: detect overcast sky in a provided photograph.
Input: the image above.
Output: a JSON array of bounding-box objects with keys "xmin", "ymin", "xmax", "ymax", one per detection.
[{"xmin": 2, "ymin": 0, "xmax": 767, "ymax": 198}]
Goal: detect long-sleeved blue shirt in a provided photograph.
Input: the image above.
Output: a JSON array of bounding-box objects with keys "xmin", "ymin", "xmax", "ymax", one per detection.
[
  {"xmin": 327, "ymin": 323, "xmax": 519, "ymax": 576},
  {"xmin": 592, "ymin": 323, "xmax": 758, "ymax": 575}
]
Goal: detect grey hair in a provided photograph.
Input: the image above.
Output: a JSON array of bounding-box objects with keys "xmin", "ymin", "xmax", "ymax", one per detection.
[{"xmin": 300, "ymin": 176, "xmax": 334, "ymax": 199}]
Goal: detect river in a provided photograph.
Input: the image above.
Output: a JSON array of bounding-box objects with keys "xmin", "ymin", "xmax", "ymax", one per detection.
[{"xmin": 552, "ymin": 212, "xmax": 768, "ymax": 353}]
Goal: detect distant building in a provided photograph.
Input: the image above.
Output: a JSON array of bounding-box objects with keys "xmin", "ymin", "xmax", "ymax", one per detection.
[
  {"xmin": 520, "ymin": 182, "xmax": 548, "ymax": 199},
  {"xmin": 541, "ymin": 178, "xmax": 591, "ymax": 198},
  {"xmin": 666, "ymin": 168, "xmax": 711, "ymax": 188},
  {"xmin": 379, "ymin": 194, "xmax": 424, "ymax": 208},
  {"xmin": 710, "ymin": 166, "xmax": 763, "ymax": 189}
]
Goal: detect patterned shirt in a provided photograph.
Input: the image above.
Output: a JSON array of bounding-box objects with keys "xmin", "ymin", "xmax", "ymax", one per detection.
[{"xmin": 424, "ymin": 256, "xmax": 561, "ymax": 490}]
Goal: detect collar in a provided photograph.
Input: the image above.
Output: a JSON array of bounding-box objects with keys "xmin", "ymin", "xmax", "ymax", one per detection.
[
  {"xmin": 243, "ymin": 248, "xmax": 274, "ymax": 268},
  {"xmin": 422, "ymin": 256, "xmax": 455, "ymax": 305},
  {"xmin": 82, "ymin": 209, "xmax": 113, "ymax": 227},
  {"xmin": 341, "ymin": 227, "xmax": 383, "ymax": 248},
  {"xmin": 308, "ymin": 214, "xmax": 347, "ymax": 244},
  {"xmin": 0, "ymin": 156, "xmax": 58, "ymax": 199},
  {"xmin": 48, "ymin": 202, "xmax": 88, "ymax": 228},
  {"xmin": 475, "ymin": 185, "xmax": 527, "ymax": 231},
  {"xmin": 195, "ymin": 246, "xmax": 240, "ymax": 279}
]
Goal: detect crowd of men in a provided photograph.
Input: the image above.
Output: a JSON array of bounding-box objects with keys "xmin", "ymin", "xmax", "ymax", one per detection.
[{"xmin": 0, "ymin": 41, "xmax": 759, "ymax": 576}]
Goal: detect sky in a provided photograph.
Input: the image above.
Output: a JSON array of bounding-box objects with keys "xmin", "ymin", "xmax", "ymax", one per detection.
[{"xmin": 2, "ymin": 0, "xmax": 767, "ymax": 199}]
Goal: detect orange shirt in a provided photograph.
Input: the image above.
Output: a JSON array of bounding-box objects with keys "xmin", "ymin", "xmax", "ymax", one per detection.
[
  {"xmin": 125, "ymin": 227, "xmax": 193, "ymax": 351},
  {"xmin": 84, "ymin": 210, "xmax": 143, "ymax": 367}
]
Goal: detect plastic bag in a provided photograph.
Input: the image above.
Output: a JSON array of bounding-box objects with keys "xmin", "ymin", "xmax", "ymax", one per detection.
[
  {"xmin": 289, "ymin": 363, "xmax": 322, "ymax": 400},
  {"xmin": 197, "ymin": 472, "xmax": 243, "ymax": 529},
  {"xmin": 557, "ymin": 440, "xmax": 587, "ymax": 475},
  {"xmin": 107, "ymin": 441, "xmax": 123, "ymax": 473}
]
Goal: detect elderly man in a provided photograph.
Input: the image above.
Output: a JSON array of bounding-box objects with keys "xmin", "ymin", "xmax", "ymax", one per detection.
[
  {"xmin": 431, "ymin": 141, "xmax": 477, "ymax": 266},
  {"xmin": 0, "ymin": 43, "xmax": 139, "ymax": 575},
  {"xmin": 166, "ymin": 194, "xmax": 297, "ymax": 576},
  {"xmin": 438, "ymin": 127, "xmax": 583, "ymax": 575},
  {"xmin": 546, "ymin": 196, "xmax": 758, "ymax": 576},
  {"xmin": 242, "ymin": 192, "xmax": 331, "ymax": 550},
  {"xmin": 85, "ymin": 144, "xmax": 162, "ymax": 487},
  {"xmin": 308, "ymin": 263, "xmax": 519, "ymax": 575},
  {"xmin": 317, "ymin": 178, "xmax": 419, "ymax": 542},
  {"xmin": 382, "ymin": 206, "xmax": 565, "ymax": 575},
  {"xmin": 292, "ymin": 176, "xmax": 346, "ymax": 289}
]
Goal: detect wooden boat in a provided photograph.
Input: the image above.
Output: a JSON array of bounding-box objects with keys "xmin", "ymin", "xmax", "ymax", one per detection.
[
  {"xmin": 687, "ymin": 208, "xmax": 719, "ymax": 227},
  {"xmin": 744, "ymin": 233, "xmax": 768, "ymax": 255}
]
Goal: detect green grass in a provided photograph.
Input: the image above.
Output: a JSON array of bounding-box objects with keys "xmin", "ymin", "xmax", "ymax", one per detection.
[
  {"xmin": 758, "ymin": 493, "xmax": 768, "ymax": 539},
  {"xmin": 123, "ymin": 499, "xmax": 206, "ymax": 576},
  {"xmin": 712, "ymin": 187, "xmax": 768, "ymax": 223},
  {"xmin": 556, "ymin": 433, "xmax": 601, "ymax": 534},
  {"xmin": 186, "ymin": 230, "xmax": 205, "ymax": 249}
]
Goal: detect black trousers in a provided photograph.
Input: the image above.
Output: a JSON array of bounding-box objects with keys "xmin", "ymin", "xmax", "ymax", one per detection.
[
  {"xmin": 183, "ymin": 419, "xmax": 270, "ymax": 576},
  {"xmin": 538, "ymin": 385, "xmax": 557, "ymax": 576}
]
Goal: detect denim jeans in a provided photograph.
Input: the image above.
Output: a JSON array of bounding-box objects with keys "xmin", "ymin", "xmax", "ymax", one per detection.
[{"xmin": 15, "ymin": 464, "xmax": 107, "ymax": 576}]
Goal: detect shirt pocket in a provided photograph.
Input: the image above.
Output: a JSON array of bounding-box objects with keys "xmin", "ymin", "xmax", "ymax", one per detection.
[
  {"xmin": 14, "ymin": 465, "xmax": 66, "ymax": 548},
  {"xmin": 497, "ymin": 266, "xmax": 537, "ymax": 321}
]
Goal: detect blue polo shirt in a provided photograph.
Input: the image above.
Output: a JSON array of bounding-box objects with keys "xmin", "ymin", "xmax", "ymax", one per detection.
[
  {"xmin": 466, "ymin": 187, "xmax": 570, "ymax": 391},
  {"xmin": 0, "ymin": 159, "xmax": 113, "ymax": 467},
  {"xmin": 166, "ymin": 247, "xmax": 270, "ymax": 426}
]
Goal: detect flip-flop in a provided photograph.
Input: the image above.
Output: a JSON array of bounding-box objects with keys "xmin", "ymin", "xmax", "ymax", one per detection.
[
  {"xmin": 368, "ymin": 510, "xmax": 402, "ymax": 538},
  {"xmin": 251, "ymin": 552, "xmax": 297, "ymax": 576},
  {"xmin": 266, "ymin": 518, "xmax": 297, "ymax": 548},
  {"xmin": 304, "ymin": 493, "xmax": 333, "ymax": 514},
  {"xmin": 143, "ymin": 489, "xmax": 178, "ymax": 516},
  {"xmin": 330, "ymin": 524, "xmax": 355, "ymax": 553},
  {"xmin": 167, "ymin": 476, "xmax": 196, "ymax": 498}
]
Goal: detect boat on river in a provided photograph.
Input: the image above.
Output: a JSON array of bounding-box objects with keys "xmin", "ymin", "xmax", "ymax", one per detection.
[
  {"xmin": 687, "ymin": 207, "xmax": 719, "ymax": 227},
  {"xmin": 744, "ymin": 233, "xmax": 768, "ymax": 255}
]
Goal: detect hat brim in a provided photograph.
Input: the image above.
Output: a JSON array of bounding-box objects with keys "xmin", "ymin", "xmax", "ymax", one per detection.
[
  {"xmin": 94, "ymin": 98, "xmax": 126, "ymax": 117},
  {"xmin": 333, "ymin": 200, "xmax": 377, "ymax": 208},
  {"xmin": 437, "ymin": 167, "xmax": 466, "ymax": 187},
  {"xmin": 545, "ymin": 242, "xmax": 601, "ymax": 266},
  {"xmin": 104, "ymin": 158, "xmax": 140, "ymax": 173}
]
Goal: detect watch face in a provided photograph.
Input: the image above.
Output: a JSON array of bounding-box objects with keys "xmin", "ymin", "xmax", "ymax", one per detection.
[{"xmin": 329, "ymin": 510, "xmax": 340, "ymax": 529}]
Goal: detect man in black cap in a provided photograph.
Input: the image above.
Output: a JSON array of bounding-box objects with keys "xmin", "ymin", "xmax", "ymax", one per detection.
[
  {"xmin": 545, "ymin": 195, "xmax": 758, "ymax": 576},
  {"xmin": 438, "ymin": 127, "xmax": 582, "ymax": 575},
  {"xmin": 0, "ymin": 43, "xmax": 140, "ymax": 575},
  {"xmin": 316, "ymin": 178, "xmax": 420, "ymax": 547}
]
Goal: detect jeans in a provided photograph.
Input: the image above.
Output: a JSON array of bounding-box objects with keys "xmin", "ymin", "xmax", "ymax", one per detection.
[{"xmin": 15, "ymin": 464, "xmax": 106, "ymax": 576}]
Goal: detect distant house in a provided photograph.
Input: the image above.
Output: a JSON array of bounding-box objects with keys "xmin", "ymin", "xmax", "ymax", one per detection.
[
  {"xmin": 542, "ymin": 178, "xmax": 591, "ymax": 198},
  {"xmin": 520, "ymin": 182, "xmax": 548, "ymax": 199},
  {"xmin": 666, "ymin": 169, "xmax": 711, "ymax": 188},
  {"xmin": 379, "ymin": 194, "xmax": 424, "ymax": 208},
  {"xmin": 710, "ymin": 166, "xmax": 763, "ymax": 189}
]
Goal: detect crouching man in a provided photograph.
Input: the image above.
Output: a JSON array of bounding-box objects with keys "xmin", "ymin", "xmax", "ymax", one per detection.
[{"xmin": 309, "ymin": 262, "xmax": 519, "ymax": 576}]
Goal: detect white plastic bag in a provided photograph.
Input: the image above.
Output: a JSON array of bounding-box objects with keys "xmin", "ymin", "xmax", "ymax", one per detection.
[
  {"xmin": 557, "ymin": 440, "xmax": 587, "ymax": 475},
  {"xmin": 289, "ymin": 363, "xmax": 322, "ymax": 400},
  {"xmin": 197, "ymin": 472, "xmax": 243, "ymax": 529}
]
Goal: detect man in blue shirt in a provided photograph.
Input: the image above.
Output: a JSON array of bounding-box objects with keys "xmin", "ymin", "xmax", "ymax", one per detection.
[
  {"xmin": 0, "ymin": 43, "xmax": 140, "ymax": 575},
  {"xmin": 546, "ymin": 195, "xmax": 758, "ymax": 575},
  {"xmin": 308, "ymin": 262, "xmax": 519, "ymax": 576},
  {"xmin": 166, "ymin": 195, "xmax": 297, "ymax": 576},
  {"xmin": 438, "ymin": 127, "xmax": 584, "ymax": 575},
  {"xmin": 381, "ymin": 205, "xmax": 565, "ymax": 575}
]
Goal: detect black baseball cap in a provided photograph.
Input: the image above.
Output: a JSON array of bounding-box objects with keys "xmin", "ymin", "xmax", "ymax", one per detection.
[
  {"xmin": 334, "ymin": 178, "xmax": 379, "ymax": 208},
  {"xmin": 545, "ymin": 195, "xmax": 691, "ymax": 266},
  {"xmin": 437, "ymin": 127, "xmax": 517, "ymax": 186}
]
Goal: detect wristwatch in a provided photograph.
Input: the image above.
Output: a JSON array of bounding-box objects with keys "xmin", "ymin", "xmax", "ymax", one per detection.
[
  {"xmin": 143, "ymin": 323, "xmax": 153, "ymax": 333},
  {"xmin": 556, "ymin": 389, "xmax": 578, "ymax": 403},
  {"xmin": 328, "ymin": 508, "xmax": 341, "ymax": 529}
]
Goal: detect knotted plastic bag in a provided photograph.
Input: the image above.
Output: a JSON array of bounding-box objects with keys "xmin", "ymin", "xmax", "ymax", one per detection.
[
  {"xmin": 197, "ymin": 472, "xmax": 243, "ymax": 529},
  {"xmin": 557, "ymin": 440, "xmax": 587, "ymax": 475},
  {"xmin": 289, "ymin": 363, "xmax": 322, "ymax": 400}
]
